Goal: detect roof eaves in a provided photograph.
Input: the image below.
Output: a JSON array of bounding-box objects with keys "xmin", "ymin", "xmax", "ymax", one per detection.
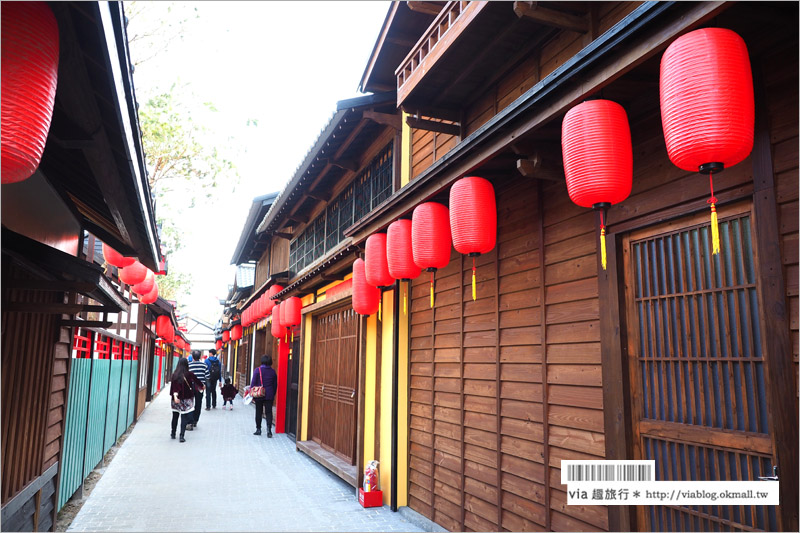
[
  {"xmin": 359, "ymin": 2, "xmax": 400, "ymax": 93},
  {"xmin": 230, "ymin": 192, "xmax": 279, "ymax": 265}
]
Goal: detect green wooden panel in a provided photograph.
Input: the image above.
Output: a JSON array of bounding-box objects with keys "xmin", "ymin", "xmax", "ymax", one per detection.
[
  {"xmin": 83, "ymin": 359, "xmax": 110, "ymax": 477},
  {"xmin": 151, "ymin": 354, "xmax": 158, "ymax": 397},
  {"xmin": 57, "ymin": 358, "xmax": 92, "ymax": 511},
  {"xmin": 103, "ymin": 359, "xmax": 122, "ymax": 453},
  {"xmin": 116, "ymin": 359, "xmax": 131, "ymax": 439},
  {"xmin": 126, "ymin": 360, "xmax": 138, "ymax": 427}
]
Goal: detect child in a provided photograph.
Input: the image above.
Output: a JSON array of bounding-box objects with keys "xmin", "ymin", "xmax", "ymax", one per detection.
[{"xmin": 220, "ymin": 377, "xmax": 238, "ymax": 410}]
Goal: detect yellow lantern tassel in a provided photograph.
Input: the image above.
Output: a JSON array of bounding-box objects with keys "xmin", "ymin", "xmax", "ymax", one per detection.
[
  {"xmin": 600, "ymin": 227, "xmax": 607, "ymax": 271},
  {"xmin": 403, "ymin": 285, "xmax": 407, "ymax": 315},
  {"xmin": 710, "ymin": 203, "xmax": 720, "ymax": 255},
  {"xmin": 378, "ymin": 299, "xmax": 382, "ymax": 321},
  {"xmin": 472, "ymin": 257, "xmax": 477, "ymax": 301},
  {"xmin": 430, "ymin": 272, "xmax": 435, "ymax": 309}
]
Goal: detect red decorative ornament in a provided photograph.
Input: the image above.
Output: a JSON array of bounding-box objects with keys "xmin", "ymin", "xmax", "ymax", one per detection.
[
  {"xmin": 366, "ymin": 233, "xmax": 395, "ymax": 320},
  {"xmin": 412, "ymin": 202, "xmax": 451, "ymax": 308},
  {"xmin": 266, "ymin": 284, "xmax": 283, "ymax": 314},
  {"xmin": 119, "ymin": 260, "xmax": 148, "ymax": 286},
  {"xmin": 387, "ymin": 219, "xmax": 421, "ymax": 315},
  {"xmin": 271, "ymin": 303, "xmax": 284, "ymax": 340},
  {"xmin": 222, "ymin": 328, "xmax": 230, "ymax": 343},
  {"xmin": 102, "ymin": 243, "xmax": 135, "ymax": 268},
  {"xmin": 215, "ymin": 340, "xmax": 223, "ymax": 351},
  {"xmin": 156, "ymin": 315, "xmax": 174, "ymax": 342},
  {"xmin": 450, "ymin": 176, "xmax": 497, "ymax": 301},
  {"xmin": 131, "ymin": 269, "xmax": 155, "ymax": 295},
  {"xmin": 1, "ymin": 2, "xmax": 59, "ymax": 184},
  {"xmin": 562, "ymin": 99, "xmax": 632, "ymax": 270},
  {"xmin": 660, "ymin": 28, "xmax": 753, "ymax": 255},
  {"xmin": 231, "ymin": 324, "xmax": 242, "ymax": 341},
  {"xmin": 139, "ymin": 282, "xmax": 158, "ymax": 304},
  {"xmin": 352, "ymin": 258, "xmax": 380, "ymax": 316}
]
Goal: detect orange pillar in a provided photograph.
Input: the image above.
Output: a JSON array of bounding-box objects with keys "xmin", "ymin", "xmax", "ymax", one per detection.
[{"xmin": 275, "ymin": 339, "xmax": 290, "ymax": 433}]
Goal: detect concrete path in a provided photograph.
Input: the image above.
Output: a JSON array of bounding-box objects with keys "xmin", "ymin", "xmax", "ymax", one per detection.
[{"xmin": 67, "ymin": 386, "xmax": 423, "ymax": 532}]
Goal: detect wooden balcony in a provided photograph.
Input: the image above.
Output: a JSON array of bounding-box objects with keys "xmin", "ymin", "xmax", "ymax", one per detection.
[{"xmin": 395, "ymin": 1, "xmax": 489, "ymax": 107}]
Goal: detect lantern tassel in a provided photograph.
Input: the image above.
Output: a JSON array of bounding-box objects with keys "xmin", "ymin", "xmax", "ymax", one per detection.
[
  {"xmin": 404, "ymin": 285, "xmax": 407, "ymax": 315},
  {"xmin": 472, "ymin": 257, "xmax": 477, "ymax": 301},
  {"xmin": 708, "ymin": 172, "xmax": 720, "ymax": 255},
  {"xmin": 600, "ymin": 227, "xmax": 607, "ymax": 271},
  {"xmin": 379, "ymin": 299, "xmax": 382, "ymax": 321},
  {"xmin": 430, "ymin": 272, "xmax": 434, "ymax": 309}
]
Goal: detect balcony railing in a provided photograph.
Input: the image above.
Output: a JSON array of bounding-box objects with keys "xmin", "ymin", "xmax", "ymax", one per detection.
[{"xmin": 395, "ymin": 1, "xmax": 489, "ymax": 105}]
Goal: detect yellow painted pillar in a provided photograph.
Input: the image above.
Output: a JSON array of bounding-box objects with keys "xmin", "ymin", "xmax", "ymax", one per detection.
[
  {"xmin": 397, "ymin": 282, "xmax": 410, "ymax": 507},
  {"xmin": 379, "ymin": 289, "xmax": 395, "ymax": 505},
  {"xmin": 401, "ymin": 111, "xmax": 411, "ymax": 187},
  {"xmin": 301, "ymin": 313, "xmax": 313, "ymax": 441}
]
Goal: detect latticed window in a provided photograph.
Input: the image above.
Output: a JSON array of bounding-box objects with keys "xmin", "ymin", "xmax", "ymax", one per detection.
[{"xmin": 289, "ymin": 142, "xmax": 393, "ymax": 276}]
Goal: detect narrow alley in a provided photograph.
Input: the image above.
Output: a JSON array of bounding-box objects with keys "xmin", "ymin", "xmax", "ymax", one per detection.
[{"xmin": 65, "ymin": 390, "xmax": 424, "ymax": 533}]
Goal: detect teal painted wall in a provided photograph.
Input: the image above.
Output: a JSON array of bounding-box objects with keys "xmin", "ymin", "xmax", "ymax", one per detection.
[{"xmin": 57, "ymin": 358, "xmax": 91, "ymax": 510}]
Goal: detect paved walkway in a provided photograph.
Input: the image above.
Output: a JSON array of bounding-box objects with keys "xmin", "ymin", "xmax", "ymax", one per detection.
[{"xmin": 67, "ymin": 385, "xmax": 423, "ymax": 532}]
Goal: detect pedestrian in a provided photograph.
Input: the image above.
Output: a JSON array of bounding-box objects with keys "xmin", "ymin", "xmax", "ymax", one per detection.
[
  {"xmin": 205, "ymin": 348, "xmax": 223, "ymax": 410},
  {"xmin": 169, "ymin": 358, "xmax": 204, "ymax": 442},
  {"xmin": 250, "ymin": 354, "xmax": 277, "ymax": 437},
  {"xmin": 187, "ymin": 350, "xmax": 209, "ymax": 430},
  {"xmin": 220, "ymin": 377, "xmax": 238, "ymax": 410}
]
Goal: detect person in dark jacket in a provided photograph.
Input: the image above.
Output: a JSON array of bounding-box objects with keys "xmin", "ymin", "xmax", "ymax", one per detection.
[
  {"xmin": 187, "ymin": 350, "xmax": 208, "ymax": 429},
  {"xmin": 220, "ymin": 377, "xmax": 238, "ymax": 410},
  {"xmin": 205, "ymin": 349, "xmax": 223, "ymax": 410},
  {"xmin": 250, "ymin": 354, "xmax": 277, "ymax": 437},
  {"xmin": 170, "ymin": 358, "xmax": 204, "ymax": 442}
]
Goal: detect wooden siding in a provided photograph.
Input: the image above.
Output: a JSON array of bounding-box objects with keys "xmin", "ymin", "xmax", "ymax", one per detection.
[{"xmin": 411, "ymin": 124, "xmax": 458, "ymax": 181}]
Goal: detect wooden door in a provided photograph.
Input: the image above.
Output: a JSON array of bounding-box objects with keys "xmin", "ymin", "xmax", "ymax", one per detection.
[
  {"xmin": 310, "ymin": 306, "xmax": 359, "ymax": 463},
  {"xmin": 624, "ymin": 204, "xmax": 778, "ymax": 531}
]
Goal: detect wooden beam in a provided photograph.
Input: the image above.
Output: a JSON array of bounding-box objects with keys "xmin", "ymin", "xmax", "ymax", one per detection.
[
  {"xmin": 286, "ymin": 213, "xmax": 309, "ymax": 224},
  {"xmin": 60, "ymin": 320, "xmax": 113, "ymax": 329},
  {"xmin": 513, "ymin": 1, "xmax": 589, "ymax": 33},
  {"xmin": 7, "ymin": 303, "xmax": 110, "ymax": 314},
  {"xmin": 273, "ymin": 232, "xmax": 294, "ymax": 240},
  {"xmin": 363, "ymin": 111, "xmax": 402, "ymax": 131},
  {"xmin": 6, "ymin": 280, "xmax": 98, "ymax": 292},
  {"xmin": 321, "ymin": 273, "xmax": 345, "ymax": 282},
  {"xmin": 305, "ymin": 189, "xmax": 331, "ymax": 203},
  {"xmin": 406, "ymin": 1, "xmax": 442, "ymax": 16},
  {"xmin": 330, "ymin": 158, "xmax": 359, "ymax": 172},
  {"xmin": 400, "ymin": 105, "xmax": 462, "ymax": 123},
  {"xmin": 405, "ymin": 116, "xmax": 461, "ymax": 136},
  {"xmin": 515, "ymin": 153, "xmax": 563, "ymax": 182}
]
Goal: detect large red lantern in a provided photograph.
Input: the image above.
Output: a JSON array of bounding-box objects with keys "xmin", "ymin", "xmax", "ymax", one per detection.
[
  {"xmin": 412, "ymin": 202, "xmax": 451, "ymax": 308},
  {"xmin": 562, "ymin": 99, "xmax": 632, "ymax": 270},
  {"xmin": 222, "ymin": 328, "xmax": 230, "ymax": 343},
  {"xmin": 102, "ymin": 243, "xmax": 135, "ymax": 268},
  {"xmin": 366, "ymin": 233, "xmax": 395, "ymax": 320},
  {"xmin": 660, "ymin": 28, "xmax": 753, "ymax": 255},
  {"xmin": 267, "ymin": 284, "xmax": 283, "ymax": 313},
  {"xmin": 282, "ymin": 296, "xmax": 302, "ymax": 341},
  {"xmin": 139, "ymin": 282, "xmax": 158, "ymax": 304},
  {"xmin": 450, "ymin": 176, "xmax": 497, "ymax": 301},
  {"xmin": 119, "ymin": 260, "xmax": 148, "ymax": 286},
  {"xmin": 1, "ymin": 2, "xmax": 59, "ymax": 184},
  {"xmin": 387, "ymin": 219, "xmax": 421, "ymax": 315},
  {"xmin": 131, "ymin": 269, "xmax": 155, "ymax": 295},
  {"xmin": 271, "ymin": 304, "xmax": 284, "ymax": 340},
  {"xmin": 231, "ymin": 323, "xmax": 242, "ymax": 341},
  {"xmin": 352, "ymin": 258, "xmax": 380, "ymax": 316},
  {"xmin": 156, "ymin": 315, "xmax": 174, "ymax": 342},
  {"xmin": 215, "ymin": 340, "xmax": 223, "ymax": 352}
]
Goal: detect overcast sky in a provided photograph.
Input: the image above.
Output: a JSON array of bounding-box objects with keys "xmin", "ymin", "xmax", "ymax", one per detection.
[{"xmin": 128, "ymin": 1, "xmax": 391, "ymax": 323}]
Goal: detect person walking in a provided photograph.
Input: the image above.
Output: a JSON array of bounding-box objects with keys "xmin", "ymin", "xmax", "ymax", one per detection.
[
  {"xmin": 169, "ymin": 358, "xmax": 204, "ymax": 442},
  {"xmin": 187, "ymin": 350, "xmax": 209, "ymax": 430},
  {"xmin": 250, "ymin": 354, "xmax": 277, "ymax": 437},
  {"xmin": 220, "ymin": 377, "xmax": 238, "ymax": 410},
  {"xmin": 205, "ymin": 349, "xmax": 223, "ymax": 410}
]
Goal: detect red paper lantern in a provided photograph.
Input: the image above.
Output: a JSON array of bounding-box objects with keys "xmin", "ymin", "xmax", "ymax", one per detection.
[
  {"xmin": 412, "ymin": 202, "xmax": 451, "ymax": 308},
  {"xmin": 222, "ymin": 328, "xmax": 230, "ymax": 343},
  {"xmin": 119, "ymin": 260, "xmax": 148, "ymax": 286},
  {"xmin": 271, "ymin": 304, "xmax": 283, "ymax": 339},
  {"xmin": 266, "ymin": 284, "xmax": 283, "ymax": 314},
  {"xmin": 387, "ymin": 220, "xmax": 421, "ymax": 280},
  {"xmin": 215, "ymin": 340, "xmax": 223, "ymax": 351},
  {"xmin": 132, "ymin": 269, "xmax": 155, "ymax": 295},
  {"xmin": 352, "ymin": 258, "xmax": 380, "ymax": 316},
  {"xmin": 450, "ymin": 176, "xmax": 497, "ymax": 301},
  {"xmin": 156, "ymin": 315, "xmax": 173, "ymax": 342},
  {"xmin": 282, "ymin": 296, "xmax": 302, "ymax": 340},
  {"xmin": 231, "ymin": 324, "xmax": 242, "ymax": 341},
  {"xmin": 139, "ymin": 282, "xmax": 158, "ymax": 304},
  {"xmin": 660, "ymin": 28, "xmax": 753, "ymax": 255},
  {"xmin": 365, "ymin": 233, "xmax": 395, "ymax": 288},
  {"xmin": 562, "ymin": 99, "xmax": 632, "ymax": 270},
  {"xmin": 102, "ymin": 243, "xmax": 135, "ymax": 268},
  {"xmin": 1, "ymin": 2, "xmax": 59, "ymax": 184}
]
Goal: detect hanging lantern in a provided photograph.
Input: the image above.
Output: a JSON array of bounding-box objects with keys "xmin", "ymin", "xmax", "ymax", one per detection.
[
  {"xmin": 282, "ymin": 296, "xmax": 302, "ymax": 342},
  {"xmin": 102, "ymin": 243, "xmax": 135, "ymax": 268},
  {"xmin": 366, "ymin": 233, "xmax": 395, "ymax": 320},
  {"xmin": 215, "ymin": 340, "xmax": 223, "ymax": 351},
  {"xmin": 231, "ymin": 323, "xmax": 242, "ymax": 341},
  {"xmin": 222, "ymin": 328, "xmax": 230, "ymax": 343},
  {"xmin": 660, "ymin": 28, "xmax": 753, "ymax": 255},
  {"xmin": 412, "ymin": 202, "xmax": 451, "ymax": 308},
  {"xmin": 352, "ymin": 258, "xmax": 380, "ymax": 316},
  {"xmin": 156, "ymin": 315, "xmax": 174, "ymax": 342},
  {"xmin": 450, "ymin": 176, "xmax": 497, "ymax": 301},
  {"xmin": 561, "ymin": 99, "xmax": 632, "ymax": 270},
  {"xmin": 271, "ymin": 303, "xmax": 284, "ymax": 340},
  {"xmin": 131, "ymin": 269, "xmax": 155, "ymax": 295},
  {"xmin": 139, "ymin": 282, "xmax": 158, "ymax": 304},
  {"xmin": 118, "ymin": 260, "xmax": 148, "ymax": 286},
  {"xmin": 1, "ymin": 2, "xmax": 59, "ymax": 184},
  {"xmin": 387, "ymin": 219, "xmax": 421, "ymax": 315},
  {"xmin": 267, "ymin": 284, "xmax": 283, "ymax": 313}
]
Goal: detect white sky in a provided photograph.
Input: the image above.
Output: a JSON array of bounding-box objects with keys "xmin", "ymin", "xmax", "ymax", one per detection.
[{"xmin": 128, "ymin": 1, "xmax": 391, "ymax": 324}]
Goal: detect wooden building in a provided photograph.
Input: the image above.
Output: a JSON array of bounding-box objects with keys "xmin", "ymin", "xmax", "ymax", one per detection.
[
  {"xmin": 338, "ymin": 1, "xmax": 798, "ymax": 531},
  {"xmin": 1, "ymin": 3, "xmax": 171, "ymax": 530}
]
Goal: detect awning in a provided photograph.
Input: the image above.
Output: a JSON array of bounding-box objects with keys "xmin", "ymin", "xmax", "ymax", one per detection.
[{"xmin": 2, "ymin": 227, "xmax": 129, "ymax": 322}]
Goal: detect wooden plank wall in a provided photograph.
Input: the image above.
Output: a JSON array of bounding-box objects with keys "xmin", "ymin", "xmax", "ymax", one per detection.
[{"xmin": 411, "ymin": 123, "xmax": 458, "ymax": 181}]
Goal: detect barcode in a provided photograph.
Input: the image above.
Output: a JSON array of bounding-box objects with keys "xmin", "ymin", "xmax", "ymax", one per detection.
[{"xmin": 562, "ymin": 461, "xmax": 655, "ymax": 483}]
